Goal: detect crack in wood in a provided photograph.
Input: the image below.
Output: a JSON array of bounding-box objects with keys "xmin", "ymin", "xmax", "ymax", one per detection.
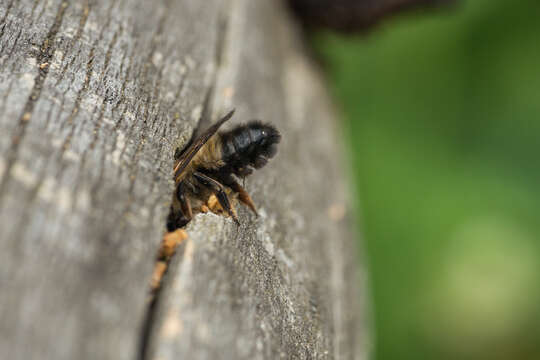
[
  {"xmin": 34, "ymin": 0, "xmax": 49, "ymax": 27},
  {"xmin": 0, "ymin": 0, "xmax": 17, "ymax": 40},
  {"xmin": 137, "ymin": 2, "xmax": 235, "ymax": 359},
  {"xmin": 1, "ymin": 25, "xmax": 21, "ymax": 69},
  {"xmin": 54, "ymin": 1, "xmax": 91, "ymax": 86},
  {"xmin": 97, "ymin": 22, "xmax": 121, "ymax": 86},
  {"xmin": 29, "ymin": 0, "xmax": 41, "ymax": 21},
  {"xmin": 0, "ymin": 22, "xmax": 6, "ymax": 50},
  {"xmin": 111, "ymin": 36, "xmax": 136, "ymax": 118},
  {"xmin": 122, "ymin": 5, "xmax": 169, "ymax": 211},
  {"xmin": 59, "ymin": 0, "xmax": 118, "ymax": 156},
  {"xmin": 0, "ymin": 78, "xmax": 14, "ymax": 116},
  {"xmin": 58, "ymin": 45, "xmax": 95, "ymax": 153},
  {"xmin": 0, "ymin": 1, "xmax": 68, "ymax": 200}
]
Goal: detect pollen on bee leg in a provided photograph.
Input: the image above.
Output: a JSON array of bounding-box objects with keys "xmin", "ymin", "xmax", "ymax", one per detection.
[
  {"xmin": 159, "ymin": 229, "xmax": 188, "ymax": 259},
  {"xmin": 207, "ymin": 194, "xmax": 222, "ymax": 213},
  {"xmin": 150, "ymin": 260, "xmax": 167, "ymax": 291},
  {"xmin": 207, "ymin": 192, "xmax": 239, "ymax": 219},
  {"xmin": 152, "ymin": 229, "xmax": 188, "ymax": 292},
  {"xmin": 230, "ymin": 202, "xmax": 239, "ymax": 222}
]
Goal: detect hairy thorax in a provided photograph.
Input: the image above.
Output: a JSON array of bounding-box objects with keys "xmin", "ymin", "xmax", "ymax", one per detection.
[{"xmin": 179, "ymin": 136, "xmax": 225, "ymax": 182}]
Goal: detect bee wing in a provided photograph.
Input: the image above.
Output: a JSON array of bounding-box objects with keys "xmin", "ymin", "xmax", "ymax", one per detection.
[{"xmin": 173, "ymin": 109, "xmax": 235, "ymax": 183}]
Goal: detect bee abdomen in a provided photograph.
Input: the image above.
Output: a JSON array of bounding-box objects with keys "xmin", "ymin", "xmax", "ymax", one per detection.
[{"xmin": 220, "ymin": 121, "xmax": 281, "ymax": 176}]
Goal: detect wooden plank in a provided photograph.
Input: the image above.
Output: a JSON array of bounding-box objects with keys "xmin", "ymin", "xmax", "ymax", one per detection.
[
  {"xmin": 0, "ymin": 0, "xmax": 369, "ymax": 359},
  {"xmin": 0, "ymin": 1, "xmax": 225, "ymax": 359},
  {"xmin": 145, "ymin": 1, "xmax": 368, "ymax": 359}
]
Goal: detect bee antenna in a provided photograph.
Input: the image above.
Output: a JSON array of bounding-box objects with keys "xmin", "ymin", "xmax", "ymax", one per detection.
[{"xmin": 218, "ymin": 108, "xmax": 235, "ymax": 125}]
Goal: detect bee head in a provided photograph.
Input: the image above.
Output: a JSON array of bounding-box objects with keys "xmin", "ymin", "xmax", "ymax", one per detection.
[
  {"xmin": 247, "ymin": 122, "xmax": 281, "ymax": 168},
  {"xmin": 221, "ymin": 121, "xmax": 281, "ymax": 174}
]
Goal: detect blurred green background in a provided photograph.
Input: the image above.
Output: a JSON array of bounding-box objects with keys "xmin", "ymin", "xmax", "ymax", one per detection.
[{"xmin": 312, "ymin": 0, "xmax": 540, "ymax": 359}]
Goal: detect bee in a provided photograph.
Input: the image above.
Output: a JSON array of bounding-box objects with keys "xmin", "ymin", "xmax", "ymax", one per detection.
[{"xmin": 166, "ymin": 109, "xmax": 281, "ymax": 231}]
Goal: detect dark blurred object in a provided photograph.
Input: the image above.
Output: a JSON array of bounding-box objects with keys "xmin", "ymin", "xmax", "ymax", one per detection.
[{"xmin": 288, "ymin": 0, "xmax": 456, "ymax": 31}]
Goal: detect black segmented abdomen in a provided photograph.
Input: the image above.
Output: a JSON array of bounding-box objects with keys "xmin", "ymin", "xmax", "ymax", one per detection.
[{"xmin": 220, "ymin": 121, "xmax": 281, "ymax": 177}]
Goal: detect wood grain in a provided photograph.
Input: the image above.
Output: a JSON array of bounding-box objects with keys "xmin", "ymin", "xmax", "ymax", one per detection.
[
  {"xmin": 0, "ymin": 1, "xmax": 368, "ymax": 359},
  {"xmin": 0, "ymin": 1, "xmax": 224, "ymax": 359},
  {"xmin": 146, "ymin": 1, "xmax": 368, "ymax": 359}
]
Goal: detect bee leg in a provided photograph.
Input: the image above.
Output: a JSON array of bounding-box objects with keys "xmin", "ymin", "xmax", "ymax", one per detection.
[
  {"xmin": 167, "ymin": 182, "xmax": 192, "ymax": 231},
  {"xmin": 177, "ymin": 182, "xmax": 193, "ymax": 220},
  {"xmin": 167, "ymin": 206, "xmax": 191, "ymax": 231},
  {"xmin": 220, "ymin": 175, "xmax": 258, "ymax": 216},
  {"xmin": 193, "ymin": 171, "xmax": 240, "ymax": 225}
]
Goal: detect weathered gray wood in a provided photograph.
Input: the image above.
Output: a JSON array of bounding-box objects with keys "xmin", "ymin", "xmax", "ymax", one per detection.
[
  {"xmin": 0, "ymin": 0, "xmax": 368, "ymax": 359},
  {"xmin": 0, "ymin": 1, "xmax": 224, "ymax": 359},
  {"xmin": 146, "ymin": 1, "xmax": 368, "ymax": 359}
]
